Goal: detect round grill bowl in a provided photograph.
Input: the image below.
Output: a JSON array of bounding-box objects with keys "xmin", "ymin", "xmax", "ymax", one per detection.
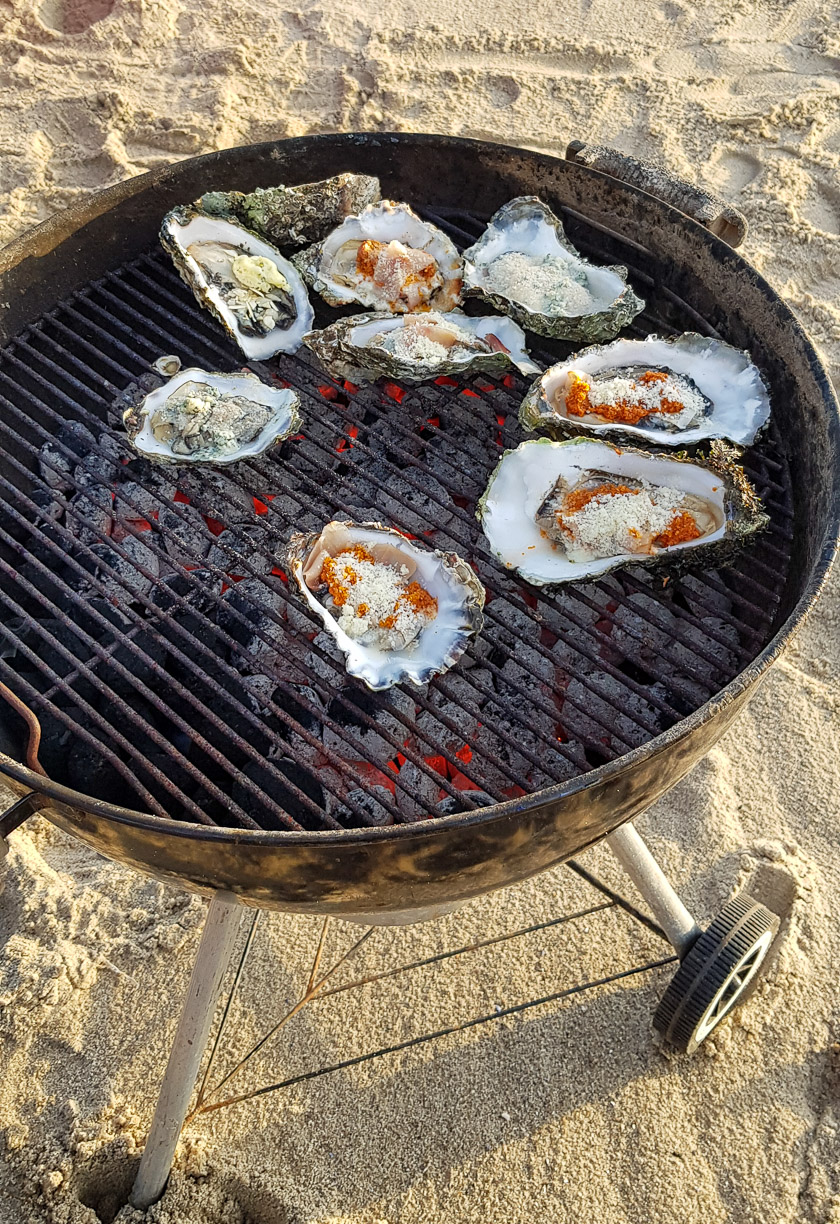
[{"xmin": 0, "ymin": 133, "xmax": 837, "ymax": 918}]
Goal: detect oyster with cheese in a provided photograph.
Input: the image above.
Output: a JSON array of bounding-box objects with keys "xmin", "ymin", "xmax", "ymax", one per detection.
[
  {"xmin": 123, "ymin": 366, "xmax": 302, "ymax": 465},
  {"xmin": 293, "ymin": 201, "xmax": 463, "ymax": 314},
  {"xmin": 519, "ymin": 333, "xmax": 771, "ymax": 447},
  {"xmin": 287, "ymin": 521, "xmax": 485, "ymax": 689},
  {"xmin": 303, "ymin": 310, "xmax": 540, "ymax": 383},
  {"xmin": 462, "ymin": 196, "xmax": 643, "ymax": 342},
  {"xmin": 478, "ymin": 437, "xmax": 767, "ymax": 585}
]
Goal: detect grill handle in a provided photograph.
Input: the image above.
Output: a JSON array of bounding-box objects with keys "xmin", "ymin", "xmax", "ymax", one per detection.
[{"xmin": 565, "ymin": 141, "xmax": 748, "ymax": 248}]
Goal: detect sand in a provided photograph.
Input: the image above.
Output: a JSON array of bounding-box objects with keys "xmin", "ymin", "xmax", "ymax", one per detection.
[{"xmin": 1, "ymin": 0, "xmax": 840, "ymax": 1220}]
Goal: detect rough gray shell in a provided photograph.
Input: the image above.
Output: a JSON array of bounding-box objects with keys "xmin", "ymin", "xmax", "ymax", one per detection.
[
  {"xmin": 462, "ymin": 196, "xmax": 644, "ymax": 343},
  {"xmin": 197, "ymin": 172, "xmax": 382, "ymax": 247}
]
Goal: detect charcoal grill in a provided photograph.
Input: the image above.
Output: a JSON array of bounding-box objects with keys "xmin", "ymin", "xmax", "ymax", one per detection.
[{"xmin": 0, "ymin": 134, "xmax": 837, "ymax": 1209}]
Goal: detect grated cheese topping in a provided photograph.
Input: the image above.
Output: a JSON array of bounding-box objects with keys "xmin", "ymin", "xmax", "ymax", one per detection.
[
  {"xmin": 151, "ymin": 382, "xmax": 272, "ymax": 457},
  {"xmin": 484, "ymin": 251, "xmax": 594, "ymax": 316},
  {"xmin": 547, "ymin": 481, "xmax": 705, "ymax": 563},
  {"xmin": 320, "ymin": 545, "xmax": 438, "ymax": 651},
  {"xmin": 564, "ymin": 368, "xmax": 706, "ymax": 429},
  {"xmin": 375, "ymin": 315, "xmax": 486, "ymax": 364}
]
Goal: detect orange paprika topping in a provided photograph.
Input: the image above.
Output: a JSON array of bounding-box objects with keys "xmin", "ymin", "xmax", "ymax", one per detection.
[
  {"xmin": 653, "ymin": 512, "xmax": 702, "ymax": 548},
  {"xmin": 562, "ymin": 482, "xmax": 637, "ymax": 515},
  {"xmin": 320, "ymin": 544, "xmax": 376, "ymax": 607},
  {"xmin": 565, "ymin": 371, "xmax": 686, "ymax": 425}
]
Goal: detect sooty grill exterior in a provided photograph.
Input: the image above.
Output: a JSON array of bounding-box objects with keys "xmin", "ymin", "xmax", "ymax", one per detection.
[{"xmin": 0, "ymin": 133, "xmax": 837, "ymax": 918}]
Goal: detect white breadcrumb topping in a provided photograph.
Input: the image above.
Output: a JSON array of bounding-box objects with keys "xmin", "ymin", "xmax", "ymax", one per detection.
[
  {"xmin": 581, "ymin": 371, "xmax": 706, "ymax": 428},
  {"xmin": 561, "ymin": 484, "xmax": 689, "ymax": 562},
  {"xmin": 375, "ymin": 315, "xmax": 482, "ymax": 364},
  {"xmin": 485, "ymin": 251, "xmax": 595, "ymax": 315},
  {"xmin": 326, "ymin": 550, "xmax": 437, "ymax": 651}
]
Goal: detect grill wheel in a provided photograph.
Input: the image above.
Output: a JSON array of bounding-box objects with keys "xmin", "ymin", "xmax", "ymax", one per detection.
[{"xmin": 653, "ymin": 892, "xmax": 781, "ymax": 1052}]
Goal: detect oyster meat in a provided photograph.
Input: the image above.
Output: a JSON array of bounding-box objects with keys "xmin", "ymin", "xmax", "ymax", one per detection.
[
  {"xmin": 160, "ymin": 207, "xmax": 314, "ymax": 359},
  {"xmin": 303, "ymin": 310, "xmax": 540, "ymax": 384},
  {"xmin": 293, "ymin": 201, "xmax": 463, "ymax": 314},
  {"xmin": 462, "ymin": 196, "xmax": 644, "ymax": 342},
  {"xmin": 478, "ymin": 437, "xmax": 767, "ymax": 585},
  {"xmin": 124, "ymin": 366, "xmax": 302, "ymax": 465},
  {"xmin": 197, "ymin": 172, "xmax": 382, "ymax": 246},
  {"xmin": 287, "ymin": 521, "xmax": 485, "ymax": 690},
  {"xmin": 519, "ymin": 333, "xmax": 771, "ymax": 447}
]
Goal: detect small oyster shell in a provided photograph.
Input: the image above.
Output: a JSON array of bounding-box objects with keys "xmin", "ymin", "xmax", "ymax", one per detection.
[
  {"xmin": 287, "ymin": 520, "xmax": 485, "ymax": 690},
  {"xmin": 519, "ymin": 333, "xmax": 771, "ymax": 447},
  {"xmin": 303, "ymin": 310, "xmax": 541, "ymax": 384},
  {"xmin": 197, "ymin": 172, "xmax": 382, "ymax": 246},
  {"xmin": 160, "ymin": 206, "xmax": 314, "ymax": 359},
  {"xmin": 123, "ymin": 367, "xmax": 302, "ymax": 466},
  {"xmin": 478, "ymin": 436, "xmax": 767, "ymax": 586},
  {"xmin": 462, "ymin": 196, "xmax": 644, "ymax": 342},
  {"xmin": 293, "ymin": 201, "xmax": 463, "ymax": 314}
]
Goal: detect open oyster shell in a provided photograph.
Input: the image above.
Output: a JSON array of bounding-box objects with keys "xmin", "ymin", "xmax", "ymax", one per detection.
[
  {"xmin": 197, "ymin": 172, "xmax": 382, "ymax": 247},
  {"xmin": 292, "ymin": 201, "xmax": 463, "ymax": 314},
  {"xmin": 160, "ymin": 207, "xmax": 314, "ymax": 359},
  {"xmin": 519, "ymin": 333, "xmax": 771, "ymax": 447},
  {"xmin": 478, "ymin": 436, "xmax": 767, "ymax": 586},
  {"xmin": 303, "ymin": 310, "xmax": 541, "ymax": 384},
  {"xmin": 462, "ymin": 196, "xmax": 644, "ymax": 343},
  {"xmin": 287, "ymin": 521, "xmax": 485, "ymax": 690},
  {"xmin": 123, "ymin": 367, "xmax": 302, "ymax": 466}
]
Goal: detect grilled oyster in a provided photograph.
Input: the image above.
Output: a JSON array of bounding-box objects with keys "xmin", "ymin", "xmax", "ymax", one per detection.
[
  {"xmin": 462, "ymin": 196, "xmax": 644, "ymax": 342},
  {"xmin": 303, "ymin": 310, "xmax": 540, "ymax": 384},
  {"xmin": 293, "ymin": 201, "xmax": 463, "ymax": 314},
  {"xmin": 197, "ymin": 172, "xmax": 381, "ymax": 246},
  {"xmin": 478, "ymin": 437, "xmax": 767, "ymax": 585},
  {"xmin": 287, "ymin": 521, "xmax": 484, "ymax": 690},
  {"xmin": 160, "ymin": 207, "xmax": 314, "ymax": 359},
  {"xmin": 123, "ymin": 367, "xmax": 302, "ymax": 465},
  {"xmin": 519, "ymin": 333, "xmax": 771, "ymax": 447}
]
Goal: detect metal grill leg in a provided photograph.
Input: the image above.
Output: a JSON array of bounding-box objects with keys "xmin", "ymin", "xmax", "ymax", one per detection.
[
  {"xmin": 606, "ymin": 823, "xmax": 702, "ymax": 957},
  {"xmin": 130, "ymin": 891, "xmax": 242, "ymax": 1210}
]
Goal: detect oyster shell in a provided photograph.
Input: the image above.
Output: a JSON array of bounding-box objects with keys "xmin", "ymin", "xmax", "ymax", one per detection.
[
  {"xmin": 160, "ymin": 207, "xmax": 314, "ymax": 359},
  {"xmin": 123, "ymin": 367, "xmax": 302, "ymax": 466},
  {"xmin": 478, "ymin": 436, "xmax": 767, "ymax": 586},
  {"xmin": 303, "ymin": 310, "xmax": 541, "ymax": 384},
  {"xmin": 197, "ymin": 172, "xmax": 382, "ymax": 247},
  {"xmin": 519, "ymin": 333, "xmax": 771, "ymax": 447},
  {"xmin": 287, "ymin": 521, "xmax": 485, "ymax": 690},
  {"xmin": 293, "ymin": 201, "xmax": 463, "ymax": 313},
  {"xmin": 462, "ymin": 196, "xmax": 644, "ymax": 342}
]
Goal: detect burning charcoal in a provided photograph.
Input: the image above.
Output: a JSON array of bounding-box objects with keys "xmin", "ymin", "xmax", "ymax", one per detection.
[
  {"xmin": 96, "ymin": 626, "xmax": 170, "ymax": 698},
  {"xmin": 109, "ymin": 374, "xmax": 164, "ymax": 429},
  {"xmin": 231, "ymin": 757, "xmax": 325, "ymax": 831},
  {"xmin": 99, "ymin": 431, "xmax": 133, "ymax": 465},
  {"xmin": 435, "ymin": 790, "xmax": 495, "ymax": 816},
  {"xmin": 75, "ymin": 452, "xmax": 117, "ymax": 487},
  {"xmin": 415, "ymin": 704, "xmax": 478, "ymax": 759},
  {"xmin": 120, "ymin": 456, "xmax": 157, "ymax": 485},
  {"xmin": 176, "ymin": 468, "xmax": 254, "ymax": 516},
  {"xmin": 55, "ymin": 420, "xmax": 96, "ymax": 460},
  {"xmin": 333, "ymin": 786, "xmax": 394, "ymax": 828},
  {"xmin": 217, "ymin": 579, "xmax": 283, "ymax": 643},
  {"xmin": 151, "ymin": 569, "xmax": 222, "ymax": 617},
  {"xmin": 81, "ymin": 540, "xmax": 157, "ymax": 603},
  {"xmin": 113, "ymin": 481, "xmax": 169, "ymax": 525},
  {"xmin": 132, "ymin": 746, "xmax": 204, "ymax": 818},
  {"xmin": 66, "ymin": 470, "xmax": 114, "ymax": 544},
  {"xmin": 31, "ymin": 487, "xmax": 63, "ymax": 521},
  {"xmin": 158, "ymin": 506, "xmax": 211, "ymax": 566},
  {"xmin": 39, "ymin": 440, "xmax": 74, "ymax": 492},
  {"xmin": 16, "ymin": 559, "xmax": 85, "ymax": 615},
  {"xmin": 73, "ymin": 596, "xmax": 132, "ymax": 641},
  {"xmin": 395, "ymin": 759, "xmax": 441, "ymax": 817},
  {"xmin": 245, "ymin": 678, "xmax": 324, "ymax": 740},
  {"xmin": 207, "ymin": 524, "xmax": 275, "ymax": 578}
]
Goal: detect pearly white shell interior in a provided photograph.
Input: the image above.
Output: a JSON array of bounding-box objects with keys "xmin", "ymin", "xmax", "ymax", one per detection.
[{"xmin": 345, "ymin": 310, "xmax": 541, "ymax": 375}]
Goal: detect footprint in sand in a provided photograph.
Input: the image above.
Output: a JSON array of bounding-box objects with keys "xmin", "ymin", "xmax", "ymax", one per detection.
[
  {"xmin": 486, "ymin": 74, "xmax": 521, "ymax": 108},
  {"xmin": 710, "ymin": 149, "xmax": 762, "ymax": 197},
  {"xmin": 38, "ymin": 0, "xmax": 115, "ymax": 35},
  {"xmin": 798, "ymin": 180, "xmax": 840, "ymax": 236}
]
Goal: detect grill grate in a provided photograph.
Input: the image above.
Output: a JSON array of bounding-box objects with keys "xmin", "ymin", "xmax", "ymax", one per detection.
[{"xmin": 0, "ymin": 204, "xmax": 794, "ymax": 831}]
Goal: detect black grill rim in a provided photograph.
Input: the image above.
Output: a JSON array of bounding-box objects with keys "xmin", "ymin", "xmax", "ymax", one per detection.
[{"xmin": 0, "ymin": 130, "xmax": 838, "ymax": 846}]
